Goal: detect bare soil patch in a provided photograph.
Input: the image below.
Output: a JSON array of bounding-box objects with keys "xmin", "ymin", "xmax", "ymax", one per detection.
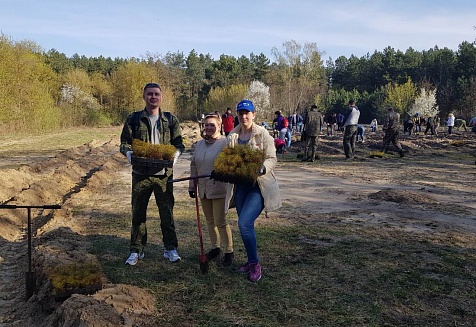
[{"xmin": 0, "ymin": 125, "xmax": 475, "ymax": 326}]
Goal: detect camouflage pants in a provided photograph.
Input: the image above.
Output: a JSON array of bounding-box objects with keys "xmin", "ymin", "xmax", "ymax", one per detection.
[
  {"xmin": 382, "ymin": 130, "xmax": 403, "ymax": 153},
  {"xmin": 130, "ymin": 172, "xmax": 178, "ymax": 253},
  {"xmin": 305, "ymin": 135, "xmax": 319, "ymax": 159}
]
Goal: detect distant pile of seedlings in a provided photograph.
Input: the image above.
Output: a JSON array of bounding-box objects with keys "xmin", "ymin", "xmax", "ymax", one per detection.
[
  {"xmin": 212, "ymin": 145, "xmax": 265, "ymax": 183},
  {"xmin": 369, "ymin": 151, "xmax": 385, "ymax": 158},
  {"xmin": 132, "ymin": 139, "xmax": 176, "ymax": 160},
  {"xmin": 450, "ymin": 140, "xmax": 468, "ymax": 147}
]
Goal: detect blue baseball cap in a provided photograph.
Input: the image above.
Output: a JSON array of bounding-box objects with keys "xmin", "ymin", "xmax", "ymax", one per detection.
[{"xmin": 236, "ymin": 100, "xmax": 255, "ymax": 112}]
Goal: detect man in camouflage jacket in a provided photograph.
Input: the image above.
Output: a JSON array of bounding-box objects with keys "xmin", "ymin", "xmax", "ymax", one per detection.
[
  {"xmin": 382, "ymin": 107, "xmax": 404, "ymax": 157},
  {"xmin": 120, "ymin": 83, "xmax": 185, "ymax": 265},
  {"xmin": 302, "ymin": 104, "xmax": 323, "ymax": 162}
]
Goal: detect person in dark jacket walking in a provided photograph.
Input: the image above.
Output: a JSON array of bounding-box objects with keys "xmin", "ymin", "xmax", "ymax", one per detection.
[
  {"xmin": 424, "ymin": 114, "xmax": 436, "ymax": 135},
  {"xmin": 382, "ymin": 107, "xmax": 404, "ymax": 157},
  {"xmin": 325, "ymin": 112, "xmax": 337, "ymax": 136},
  {"xmin": 301, "ymin": 105, "xmax": 323, "ymax": 162},
  {"xmin": 120, "ymin": 82, "xmax": 185, "ymax": 265}
]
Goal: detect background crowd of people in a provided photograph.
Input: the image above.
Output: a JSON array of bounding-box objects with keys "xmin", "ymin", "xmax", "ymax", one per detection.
[
  {"xmin": 207, "ymin": 102, "xmax": 476, "ymax": 161},
  {"xmin": 261, "ymin": 103, "xmax": 475, "ymax": 158}
]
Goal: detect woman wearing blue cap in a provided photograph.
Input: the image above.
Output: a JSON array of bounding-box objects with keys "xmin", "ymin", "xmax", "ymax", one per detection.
[{"xmin": 224, "ymin": 99, "xmax": 282, "ymax": 282}]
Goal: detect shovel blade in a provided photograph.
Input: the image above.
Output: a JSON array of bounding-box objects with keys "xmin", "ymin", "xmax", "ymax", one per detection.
[
  {"xmin": 25, "ymin": 271, "xmax": 36, "ymax": 300},
  {"xmin": 199, "ymin": 254, "xmax": 209, "ymax": 274}
]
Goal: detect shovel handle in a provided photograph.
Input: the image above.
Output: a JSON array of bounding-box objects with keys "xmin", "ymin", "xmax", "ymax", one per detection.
[
  {"xmin": 168, "ymin": 174, "xmax": 211, "ymax": 183},
  {"xmin": 0, "ymin": 204, "xmax": 61, "ymax": 209},
  {"xmin": 194, "ymin": 180, "xmax": 206, "ymax": 256}
]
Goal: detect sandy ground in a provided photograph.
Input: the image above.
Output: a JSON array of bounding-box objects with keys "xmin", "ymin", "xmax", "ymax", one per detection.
[{"xmin": 0, "ymin": 125, "xmax": 475, "ymax": 326}]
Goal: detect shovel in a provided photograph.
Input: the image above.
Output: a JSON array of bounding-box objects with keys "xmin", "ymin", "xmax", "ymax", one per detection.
[
  {"xmin": 168, "ymin": 174, "xmax": 213, "ymax": 274},
  {"xmin": 193, "ymin": 179, "xmax": 209, "ymax": 274}
]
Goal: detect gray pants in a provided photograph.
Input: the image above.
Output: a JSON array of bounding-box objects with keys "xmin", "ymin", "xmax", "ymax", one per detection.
[{"xmin": 343, "ymin": 125, "xmax": 358, "ymax": 158}]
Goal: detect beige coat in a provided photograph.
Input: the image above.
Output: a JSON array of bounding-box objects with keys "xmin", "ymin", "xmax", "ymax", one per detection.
[
  {"xmin": 189, "ymin": 137, "xmax": 228, "ymax": 199},
  {"xmin": 224, "ymin": 123, "xmax": 282, "ymax": 213}
]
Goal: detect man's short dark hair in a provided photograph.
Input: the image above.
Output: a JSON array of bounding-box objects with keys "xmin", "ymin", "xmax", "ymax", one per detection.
[
  {"xmin": 275, "ymin": 111, "xmax": 281, "ymax": 115},
  {"xmin": 143, "ymin": 83, "xmax": 161, "ymax": 92},
  {"xmin": 311, "ymin": 105, "xmax": 318, "ymax": 109},
  {"xmin": 348, "ymin": 100, "xmax": 355, "ymax": 105}
]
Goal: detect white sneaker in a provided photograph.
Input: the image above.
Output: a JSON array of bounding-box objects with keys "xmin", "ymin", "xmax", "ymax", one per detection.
[
  {"xmin": 163, "ymin": 249, "xmax": 181, "ymax": 262},
  {"xmin": 138, "ymin": 251, "xmax": 145, "ymax": 260},
  {"xmin": 125, "ymin": 252, "xmax": 139, "ymax": 265}
]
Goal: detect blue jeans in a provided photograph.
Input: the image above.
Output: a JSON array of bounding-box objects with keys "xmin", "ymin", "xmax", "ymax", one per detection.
[
  {"xmin": 357, "ymin": 126, "xmax": 365, "ymax": 141},
  {"xmin": 296, "ymin": 122, "xmax": 303, "ymax": 133},
  {"xmin": 278, "ymin": 128, "xmax": 287, "ymax": 142},
  {"xmin": 234, "ymin": 182, "xmax": 264, "ymax": 264},
  {"xmin": 286, "ymin": 128, "xmax": 292, "ymax": 147}
]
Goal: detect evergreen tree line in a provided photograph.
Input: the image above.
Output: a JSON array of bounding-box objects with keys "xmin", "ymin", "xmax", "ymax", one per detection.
[{"xmin": 1, "ymin": 33, "xmax": 475, "ymax": 135}]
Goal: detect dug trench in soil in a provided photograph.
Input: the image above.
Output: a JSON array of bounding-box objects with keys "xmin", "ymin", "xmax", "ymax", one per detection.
[{"xmin": 0, "ymin": 139, "xmax": 160, "ymax": 326}]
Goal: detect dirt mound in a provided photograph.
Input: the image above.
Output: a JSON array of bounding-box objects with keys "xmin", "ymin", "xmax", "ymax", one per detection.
[
  {"xmin": 368, "ymin": 188, "xmax": 437, "ymax": 204},
  {"xmin": 0, "ymin": 167, "xmax": 31, "ymax": 202},
  {"xmin": 40, "ymin": 284, "xmax": 157, "ymax": 327},
  {"xmin": 181, "ymin": 122, "xmax": 202, "ymax": 148}
]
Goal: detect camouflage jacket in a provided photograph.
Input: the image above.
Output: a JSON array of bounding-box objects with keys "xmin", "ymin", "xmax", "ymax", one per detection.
[
  {"xmin": 304, "ymin": 110, "xmax": 323, "ymax": 136},
  {"xmin": 119, "ymin": 109, "xmax": 185, "ymax": 173},
  {"xmin": 383, "ymin": 111, "xmax": 401, "ymax": 132}
]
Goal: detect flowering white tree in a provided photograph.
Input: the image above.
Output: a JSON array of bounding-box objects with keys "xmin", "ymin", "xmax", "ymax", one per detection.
[
  {"xmin": 60, "ymin": 83, "xmax": 102, "ymax": 125},
  {"xmin": 60, "ymin": 84, "xmax": 100, "ymax": 111},
  {"xmin": 247, "ymin": 80, "xmax": 270, "ymax": 118},
  {"xmin": 408, "ymin": 88, "xmax": 438, "ymax": 117}
]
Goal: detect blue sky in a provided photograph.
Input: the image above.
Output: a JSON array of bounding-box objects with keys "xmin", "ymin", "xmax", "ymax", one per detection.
[{"xmin": 1, "ymin": 0, "xmax": 475, "ymax": 62}]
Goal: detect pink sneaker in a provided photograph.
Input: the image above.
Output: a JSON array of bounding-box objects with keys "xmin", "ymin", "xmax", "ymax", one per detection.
[
  {"xmin": 249, "ymin": 262, "xmax": 261, "ymax": 282},
  {"xmin": 238, "ymin": 262, "xmax": 250, "ymax": 273}
]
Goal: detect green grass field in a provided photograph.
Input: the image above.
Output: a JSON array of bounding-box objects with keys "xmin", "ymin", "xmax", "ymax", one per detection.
[{"xmin": 86, "ymin": 193, "xmax": 475, "ymax": 327}]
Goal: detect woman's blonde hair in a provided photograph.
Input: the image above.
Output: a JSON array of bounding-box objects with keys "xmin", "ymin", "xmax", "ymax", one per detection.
[{"xmin": 201, "ymin": 112, "xmax": 222, "ymax": 140}]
